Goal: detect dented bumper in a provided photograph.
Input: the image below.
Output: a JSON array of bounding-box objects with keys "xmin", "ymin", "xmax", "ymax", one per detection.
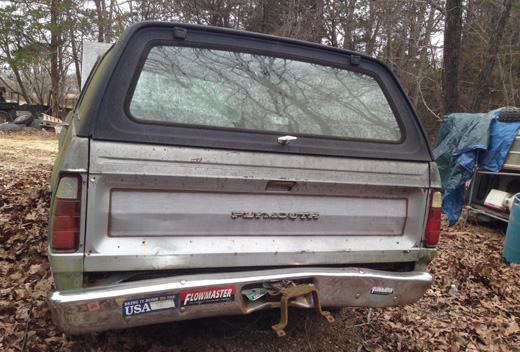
[{"xmin": 47, "ymin": 267, "xmax": 433, "ymax": 334}]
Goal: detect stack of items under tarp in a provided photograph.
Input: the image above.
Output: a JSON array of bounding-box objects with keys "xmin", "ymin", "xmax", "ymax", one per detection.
[{"xmin": 433, "ymin": 108, "xmax": 520, "ymax": 226}]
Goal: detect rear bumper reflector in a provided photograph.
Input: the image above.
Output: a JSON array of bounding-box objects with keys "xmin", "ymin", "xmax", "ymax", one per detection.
[{"xmin": 47, "ymin": 267, "xmax": 433, "ymax": 334}]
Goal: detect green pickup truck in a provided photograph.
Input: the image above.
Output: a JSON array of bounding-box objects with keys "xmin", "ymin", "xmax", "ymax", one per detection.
[{"xmin": 46, "ymin": 22, "xmax": 442, "ymax": 335}]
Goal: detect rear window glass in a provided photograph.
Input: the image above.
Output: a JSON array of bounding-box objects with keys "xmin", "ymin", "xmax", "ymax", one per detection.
[{"xmin": 129, "ymin": 46, "xmax": 401, "ymax": 141}]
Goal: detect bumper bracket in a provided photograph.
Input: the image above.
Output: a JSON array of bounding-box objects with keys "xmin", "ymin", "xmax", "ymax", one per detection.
[{"xmin": 271, "ymin": 284, "xmax": 334, "ymax": 337}]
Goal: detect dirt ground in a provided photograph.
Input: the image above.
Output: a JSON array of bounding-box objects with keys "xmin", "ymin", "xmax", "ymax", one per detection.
[{"xmin": 1, "ymin": 131, "xmax": 519, "ymax": 351}]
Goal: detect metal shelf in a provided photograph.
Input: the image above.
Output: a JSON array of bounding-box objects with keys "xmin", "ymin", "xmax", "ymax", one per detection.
[
  {"xmin": 464, "ymin": 203, "xmax": 509, "ymax": 224},
  {"xmin": 463, "ymin": 153, "xmax": 516, "ymax": 226},
  {"xmin": 470, "ymin": 169, "xmax": 520, "ymax": 177}
]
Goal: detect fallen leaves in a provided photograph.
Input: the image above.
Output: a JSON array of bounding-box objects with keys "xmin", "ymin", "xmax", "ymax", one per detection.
[
  {"xmin": 0, "ymin": 164, "xmax": 56, "ymax": 352},
  {"xmin": 363, "ymin": 217, "xmax": 520, "ymax": 351},
  {"xmin": 1, "ymin": 131, "xmax": 519, "ymax": 351}
]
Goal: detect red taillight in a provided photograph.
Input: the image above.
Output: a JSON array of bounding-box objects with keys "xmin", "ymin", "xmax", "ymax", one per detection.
[
  {"xmin": 50, "ymin": 174, "xmax": 82, "ymax": 252},
  {"xmin": 425, "ymin": 191, "xmax": 442, "ymax": 247}
]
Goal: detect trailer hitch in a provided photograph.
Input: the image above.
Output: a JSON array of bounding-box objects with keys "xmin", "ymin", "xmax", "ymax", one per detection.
[{"xmin": 271, "ymin": 284, "xmax": 335, "ymax": 337}]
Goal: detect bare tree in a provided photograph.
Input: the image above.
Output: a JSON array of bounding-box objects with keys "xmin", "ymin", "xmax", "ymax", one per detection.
[
  {"xmin": 470, "ymin": 0, "xmax": 514, "ymax": 112},
  {"xmin": 442, "ymin": 0, "xmax": 462, "ymax": 115},
  {"xmin": 49, "ymin": 0, "xmax": 61, "ymax": 115},
  {"xmin": 343, "ymin": 0, "xmax": 357, "ymax": 50}
]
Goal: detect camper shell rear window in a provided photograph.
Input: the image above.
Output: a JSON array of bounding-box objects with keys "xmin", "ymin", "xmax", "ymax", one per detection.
[
  {"xmin": 129, "ymin": 44, "xmax": 402, "ymax": 143},
  {"xmin": 77, "ymin": 23, "xmax": 433, "ymax": 161}
]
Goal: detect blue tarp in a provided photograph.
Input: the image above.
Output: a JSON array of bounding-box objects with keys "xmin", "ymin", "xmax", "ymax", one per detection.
[{"xmin": 433, "ymin": 109, "xmax": 520, "ymax": 226}]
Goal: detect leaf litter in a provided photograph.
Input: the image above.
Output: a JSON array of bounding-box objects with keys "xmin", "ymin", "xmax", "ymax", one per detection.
[{"xmin": 0, "ymin": 131, "xmax": 519, "ymax": 351}]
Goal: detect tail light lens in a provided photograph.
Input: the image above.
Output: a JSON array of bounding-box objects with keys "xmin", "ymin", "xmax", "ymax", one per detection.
[
  {"xmin": 50, "ymin": 174, "xmax": 82, "ymax": 252},
  {"xmin": 425, "ymin": 191, "xmax": 442, "ymax": 247}
]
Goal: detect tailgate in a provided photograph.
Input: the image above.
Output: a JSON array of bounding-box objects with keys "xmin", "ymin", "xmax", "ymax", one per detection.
[{"xmin": 84, "ymin": 140, "xmax": 430, "ymax": 272}]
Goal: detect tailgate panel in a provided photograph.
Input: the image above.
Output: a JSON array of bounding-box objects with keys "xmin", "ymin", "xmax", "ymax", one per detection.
[
  {"xmin": 84, "ymin": 140, "xmax": 430, "ymax": 272},
  {"xmin": 109, "ymin": 190, "xmax": 407, "ymax": 237}
]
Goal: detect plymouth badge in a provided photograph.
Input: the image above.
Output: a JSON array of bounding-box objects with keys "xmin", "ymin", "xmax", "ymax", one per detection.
[{"xmin": 231, "ymin": 211, "xmax": 319, "ymax": 220}]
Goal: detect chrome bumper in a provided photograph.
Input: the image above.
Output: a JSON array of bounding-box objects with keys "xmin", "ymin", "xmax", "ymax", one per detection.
[{"xmin": 47, "ymin": 267, "xmax": 433, "ymax": 334}]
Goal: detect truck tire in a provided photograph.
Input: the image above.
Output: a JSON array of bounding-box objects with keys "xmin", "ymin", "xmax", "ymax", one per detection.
[
  {"xmin": 499, "ymin": 108, "xmax": 520, "ymax": 122},
  {"xmin": 0, "ymin": 110, "xmax": 12, "ymax": 123},
  {"xmin": 14, "ymin": 114, "xmax": 34, "ymax": 125}
]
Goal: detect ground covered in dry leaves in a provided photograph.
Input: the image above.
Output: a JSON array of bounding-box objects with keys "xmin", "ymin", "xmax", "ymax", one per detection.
[{"xmin": 1, "ymin": 131, "xmax": 519, "ymax": 351}]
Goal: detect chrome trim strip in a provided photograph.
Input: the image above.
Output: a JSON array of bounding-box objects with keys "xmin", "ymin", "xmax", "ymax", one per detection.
[{"xmin": 48, "ymin": 267, "xmax": 433, "ymax": 334}]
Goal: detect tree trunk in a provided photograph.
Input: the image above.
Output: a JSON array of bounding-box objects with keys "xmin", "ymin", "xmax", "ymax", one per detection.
[
  {"xmin": 442, "ymin": 0, "xmax": 463, "ymax": 115},
  {"xmin": 365, "ymin": 1, "xmax": 379, "ymax": 56},
  {"xmin": 94, "ymin": 0, "xmax": 105, "ymax": 42},
  {"xmin": 0, "ymin": 44, "xmax": 32, "ymax": 103},
  {"xmin": 343, "ymin": 0, "xmax": 356, "ymax": 50},
  {"xmin": 313, "ymin": 0, "xmax": 324, "ymax": 43},
  {"xmin": 470, "ymin": 0, "xmax": 514, "ymax": 112},
  {"xmin": 410, "ymin": 2, "xmax": 437, "ymax": 107},
  {"xmin": 383, "ymin": 1, "xmax": 394, "ymax": 69},
  {"xmin": 261, "ymin": 0, "xmax": 269, "ymax": 32},
  {"xmin": 50, "ymin": 0, "xmax": 61, "ymax": 117},
  {"xmin": 70, "ymin": 25, "xmax": 81, "ymax": 90},
  {"xmin": 105, "ymin": 0, "xmax": 115, "ymax": 42}
]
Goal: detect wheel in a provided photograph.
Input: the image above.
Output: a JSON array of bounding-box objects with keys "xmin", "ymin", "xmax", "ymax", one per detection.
[
  {"xmin": 0, "ymin": 110, "xmax": 12, "ymax": 123},
  {"xmin": 14, "ymin": 114, "xmax": 34, "ymax": 125}
]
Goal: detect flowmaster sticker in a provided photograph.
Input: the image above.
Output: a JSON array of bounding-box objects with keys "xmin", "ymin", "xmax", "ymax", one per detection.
[
  {"xmin": 123, "ymin": 294, "xmax": 179, "ymax": 317},
  {"xmin": 181, "ymin": 287, "xmax": 235, "ymax": 306},
  {"xmin": 370, "ymin": 286, "xmax": 394, "ymax": 295}
]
